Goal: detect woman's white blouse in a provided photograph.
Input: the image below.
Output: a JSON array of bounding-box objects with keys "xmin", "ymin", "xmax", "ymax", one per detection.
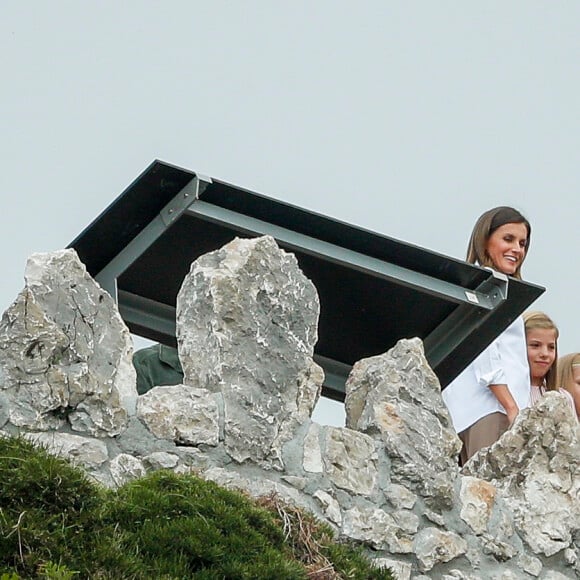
[{"xmin": 442, "ymin": 316, "xmax": 530, "ymax": 434}]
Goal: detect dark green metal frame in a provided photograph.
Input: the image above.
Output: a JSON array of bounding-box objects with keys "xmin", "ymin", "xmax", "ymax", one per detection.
[{"xmin": 69, "ymin": 160, "xmax": 544, "ymax": 401}]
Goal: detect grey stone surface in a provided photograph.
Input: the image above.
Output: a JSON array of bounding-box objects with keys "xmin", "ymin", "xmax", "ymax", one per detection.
[
  {"xmin": 109, "ymin": 453, "xmax": 146, "ymax": 487},
  {"xmin": 137, "ymin": 384, "xmax": 220, "ymax": 446},
  {"xmin": 176, "ymin": 235, "xmax": 323, "ymax": 468},
  {"xmin": 464, "ymin": 393, "xmax": 580, "ymax": 558},
  {"xmin": 413, "ymin": 527, "xmax": 468, "ymax": 571},
  {"xmin": 342, "ymin": 505, "xmax": 415, "ymax": 553},
  {"xmin": 1, "ymin": 243, "xmax": 579, "ymax": 579},
  {"xmin": 517, "ymin": 553, "xmax": 542, "ymax": 577},
  {"xmin": 303, "ymin": 421, "xmax": 323, "ymax": 473},
  {"xmin": 372, "ymin": 558, "xmax": 412, "ymax": 580},
  {"xmin": 313, "ymin": 489, "xmax": 342, "ymax": 525},
  {"xmin": 323, "ymin": 426, "xmax": 378, "ymax": 496},
  {"xmin": 0, "ymin": 250, "xmax": 136, "ymax": 436},
  {"xmin": 142, "ymin": 451, "xmax": 180, "ymax": 470},
  {"xmin": 344, "ymin": 337, "xmax": 462, "ymax": 509},
  {"xmin": 25, "ymin": 431, "xmax": 108, "ymax": 471},
  {"xmin": 459, "ymin": 475, "xmax": 497, "ymax": 535}
]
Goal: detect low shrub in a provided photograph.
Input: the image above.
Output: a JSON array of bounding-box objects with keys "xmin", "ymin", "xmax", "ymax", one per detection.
[{"xmin": 0, "ymin": 436, "xmax": 394, "ymax": 579}]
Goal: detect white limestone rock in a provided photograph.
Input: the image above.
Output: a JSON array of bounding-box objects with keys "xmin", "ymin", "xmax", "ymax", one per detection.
[
  {"xmin": 384, "ymin": 483, "xmax": 418, "ymax": 510},
  {"xmin": 541, "ymin": 572, "xmax": 575, "ymax": 580},
  {"xmin": 110, "ymin": 453, "xmax": 146, "ymax": 487},
  {"xmin": 303, "ymin": 422, "xmax": 323, "ymax": 473},
  {"xmin": 460, "ymin": 475, "xmax": 497, "ymax": 535},
  {"xmin": 516, "ymin": 553, "xmax": 542, "ymax": 577},
  {"xmin": 372, "ymin": 558, "xmax": 412, "ymax": 580},
  {"xmin": 342, "ymin": 505, "xmax": 415, "ymax": 553},
  {"xmin": 142, "ymin": 451, "xmax": 180, "ymax": 470},
  {"xmin": 313, "ymin": 489, "xmax": 342, "ymax": 525},
  {"xmin": 176, "ymin": 235, "xmax": 323, "ymax": 469},
  {"xmin": 413, "ymin": 527, "xmax": 468, "ymax": 572},
  {"xmin": 25, "ymin": 431, "xmax": 109, "ymax": 471},
  {"xmin": 442, "ymin": 572, "xmax": 482, "ymax": 580},
  {"xmin": 201, "ymin": 466, "xmax": 312, "ymax": 512},
  {"xmin": 137, "ymin": 385, "xmax": 220, "ymax": 446},
  {"xmin": 323, "ymin": 426, "xmax": 378, "ymax": 496},
  {"xmin": 464, "ymin": 393, "xmax": 580, "ymax": 558},
  {"xmin": 0, "ymin": 250, "xmax": 136, "ymax": 436},
  {"xmin": 345, "ymin": 337, "xmax": 462, "ymax": 509}
]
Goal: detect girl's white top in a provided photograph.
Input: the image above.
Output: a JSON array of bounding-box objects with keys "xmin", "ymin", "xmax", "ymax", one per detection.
[{"xmin": 442, "ymin": 316, "xmax": 530, "ymax": 434}]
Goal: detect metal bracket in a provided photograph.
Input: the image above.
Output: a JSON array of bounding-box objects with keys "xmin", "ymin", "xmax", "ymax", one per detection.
[
  {"xmin": 95, "ymin": 175, "xmax": 209, "ymax": 288},
  {"xmin": 160, "ymin": 174, "xmax": 212, "ymax": 227},
  {"xmin": 423, "ymin": 271, "xmax": 509, "ymax": 375}
]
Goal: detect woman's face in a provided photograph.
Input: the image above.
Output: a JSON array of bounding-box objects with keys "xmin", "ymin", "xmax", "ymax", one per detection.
[
  {"xmin": 485, "ymin": 222, "xmax": 528, "ymax": 275},
  {"xmin": 526, "ymin": 327, "xmax": 557, "ymax": 385}
]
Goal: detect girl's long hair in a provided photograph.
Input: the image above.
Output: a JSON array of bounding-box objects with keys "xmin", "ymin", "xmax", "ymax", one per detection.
[{"xmin": 557, "ymin": 352, "xmax": 580, "ymax": 396}]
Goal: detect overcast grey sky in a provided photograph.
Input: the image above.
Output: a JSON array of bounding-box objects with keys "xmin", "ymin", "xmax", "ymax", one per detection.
[{"xmin": 2, "ymin": 2, "xmax": 579, "ymax": 424}]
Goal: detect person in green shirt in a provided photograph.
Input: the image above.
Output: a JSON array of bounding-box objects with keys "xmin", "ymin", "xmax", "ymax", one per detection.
[{"xmin": 132, "ymin": 343, "xmax": 184, "ymax": 395}]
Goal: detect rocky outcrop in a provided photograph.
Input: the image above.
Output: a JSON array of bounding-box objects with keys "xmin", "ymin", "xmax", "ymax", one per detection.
[
  {"xmin": 345, "ymin": 343, "xmax": 462, "ymax": 510},
  {"xmin": 176, "ymin": 235, "xmax": 323, "ymax": 469},
  {"xmin": 1, "ymin": 238, "xmax": 579, "ymax": 578},
  {"xmin": 464, "ymin": 392, "xmax": 580, "ymax": 560},
  {"xmin": 0, "ymin": 250, "xmax": 136, "ymax": 437}
]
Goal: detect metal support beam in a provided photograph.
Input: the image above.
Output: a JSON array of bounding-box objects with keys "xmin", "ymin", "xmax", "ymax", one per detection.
[
  {"xmin": 423, "ymin": 270, "xmax": 508, "ymax": 372},
  {"xmin": 69, "ymin": 160, "xmax": 543, "ymax": 401},
  {"xmin": 187, "ymin": 202, "xmax": 499, "ymax": 310},
  {"xmin": 95, "ymin": 175, "xmax": 211, "ymax": 293},
  {"xmin": 118, "ymin": 290, "xmax": 177, "ymax": 340}
]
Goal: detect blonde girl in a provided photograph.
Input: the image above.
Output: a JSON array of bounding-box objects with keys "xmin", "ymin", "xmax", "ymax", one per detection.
[
  {"xmin": 523, "ymin": 311, "xmax": 576, "ymax": 417},
  {"xmin": 556, "ymin": 353, "xmax": 580, "ymax": 418}
]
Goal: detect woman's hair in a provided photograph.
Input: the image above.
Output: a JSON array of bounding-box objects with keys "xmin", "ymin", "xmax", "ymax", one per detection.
[
  {"xmin": 466, "ymin": 206, "xmax": 531, "ymax": 279},
  {"xmin": 523, "ymin": 311, "xmax": 559, "ymax": 391},
  {"xmin": 557, "ymin": 352, "xmax": 580, "ymax": 397}
]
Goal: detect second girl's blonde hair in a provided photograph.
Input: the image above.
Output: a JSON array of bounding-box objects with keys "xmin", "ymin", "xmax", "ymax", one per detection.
[
  {"xmin": 557, "ymin": 352, "xmax": 580, "ymax": 397},
  {"xmin": 523, "ymin": 311, "xmax": 559, "ymax": 391}
]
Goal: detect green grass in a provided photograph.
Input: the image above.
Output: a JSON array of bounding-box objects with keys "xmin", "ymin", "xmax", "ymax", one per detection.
[{"xmin": 0, "ymin": 436, "xmax": 394, "ymax": 579}]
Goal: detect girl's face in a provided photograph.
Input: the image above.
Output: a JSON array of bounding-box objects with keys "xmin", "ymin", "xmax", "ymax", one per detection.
[
  {"xmin": 486, "ymin": 222, "xmax": 528, "ymax": 275},
  {"xmin": 526, "ymin": 328, "xmax": 557, "ymax": 385}
]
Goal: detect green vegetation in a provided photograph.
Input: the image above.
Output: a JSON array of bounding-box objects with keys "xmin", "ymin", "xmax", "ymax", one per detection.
[{"xmin": 0, "ymin": 436, "xmax": 394, "ymax": 579}]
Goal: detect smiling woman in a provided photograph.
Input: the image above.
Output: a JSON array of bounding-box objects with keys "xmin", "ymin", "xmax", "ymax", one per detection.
[
  {"xmin": 485, "ymin": 222, "xmax": 528, "ymax": 277},
  {"xmin": 465, "ymin": 206, "xmax": 531, "ymax": 280},
  {"xmin": 443, "ymin": 206, "xmax": 533, "ymax": 464}
]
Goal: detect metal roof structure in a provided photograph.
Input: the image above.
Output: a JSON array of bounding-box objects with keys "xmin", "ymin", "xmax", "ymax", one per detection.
[{"xmin": 69, "ymin": 160, "xmax": 544, "ymax": 401}]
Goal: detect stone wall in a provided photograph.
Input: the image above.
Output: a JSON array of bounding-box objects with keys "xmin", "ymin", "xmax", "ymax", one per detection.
[{"xmin": 0, "ymin": 237, "xmax": 578, "ymax": 579}]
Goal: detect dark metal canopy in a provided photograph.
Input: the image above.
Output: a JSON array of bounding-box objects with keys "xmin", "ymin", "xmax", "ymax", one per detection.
[{"xmin": 69, "ymin": 160, "xmax": 544, "ymax": 401}]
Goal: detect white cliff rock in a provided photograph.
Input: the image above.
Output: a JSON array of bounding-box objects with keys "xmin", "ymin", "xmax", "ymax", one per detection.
[
  {"xmin": 176, "ymin": 235, "xmax": 323, "ymax": 469},
  {"xmin": 1, "ymin": 241, "xmax": 579, "ymax": 579},
  {"xmin": 345, "ymin": 338, "xmax": 462, "ymax": 509},
  {"xmin": 0, "ymin": 250, "xmax": 136, "ymax": 436},
  {"xmin": 464, "ymin": 393, "xmax": 580, "ymax": 559}
]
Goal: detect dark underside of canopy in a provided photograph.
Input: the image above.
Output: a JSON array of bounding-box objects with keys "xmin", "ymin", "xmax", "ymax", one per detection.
[{"xmin": 69, "ymin": 160, "xmax": 544, "ymax": 401}]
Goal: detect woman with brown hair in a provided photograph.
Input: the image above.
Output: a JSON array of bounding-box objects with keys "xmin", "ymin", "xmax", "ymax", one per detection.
[{"xmin": 443, "ymin": 206, "xmax": 532, "ymax": 464}]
